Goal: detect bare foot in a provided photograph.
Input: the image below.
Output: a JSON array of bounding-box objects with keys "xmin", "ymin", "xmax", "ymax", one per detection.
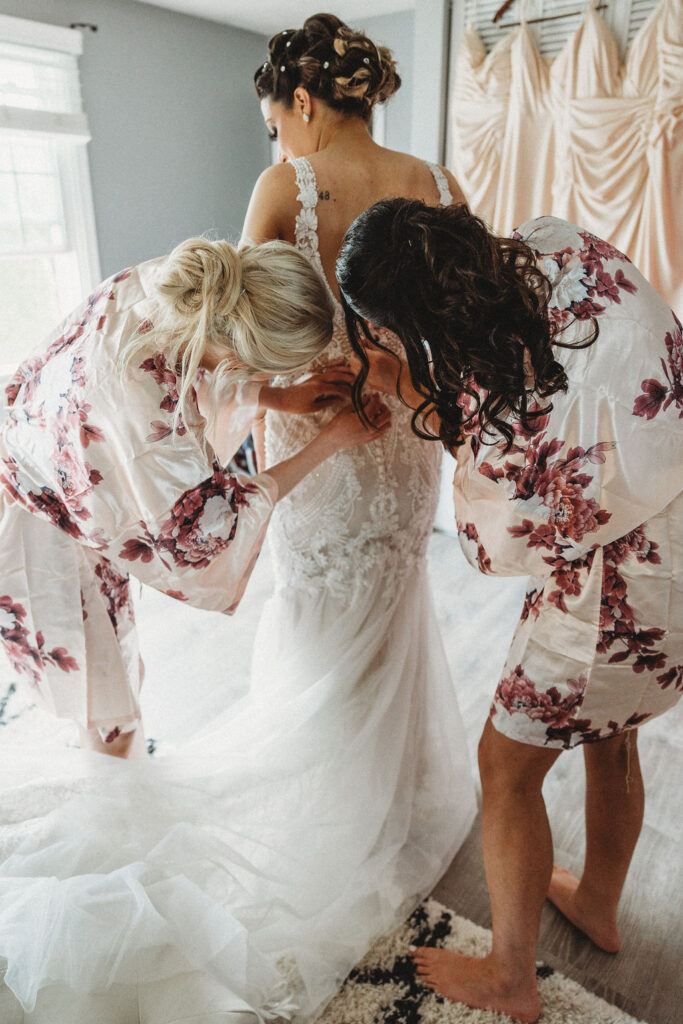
[
  {"xmin": 410, "ymin": 948, "xmax": 541, "ymax": 1023},
  {"xmin": 547, "ymin": 866, "xmax": 621, "ymax": 952}
]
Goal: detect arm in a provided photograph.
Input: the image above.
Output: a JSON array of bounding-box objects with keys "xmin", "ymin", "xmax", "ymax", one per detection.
[
  {"xmin": 347, "ymin": 348, "xmax": 442, "ymax": 435},
  {"xmin": 241, "ymin": 163, "xmax": 296, "ymax": 246},
  {"xmin": 266, "ymin": 395, "xmax": 391, "ymax": 500},
  {"xmin": 203, "ymin": 366, "xmax": 357, "ymax": 471},
  {"xmin": 252, "ymin": 413, "xmax": 267, "ymax": 472},
  {"xmin": 258, "ymin": 364, "xmax": 356, "ymax": 416}
]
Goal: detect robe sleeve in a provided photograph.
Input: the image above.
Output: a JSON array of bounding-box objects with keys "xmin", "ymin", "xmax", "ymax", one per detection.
[
  {"xmin": 194, "ymin": 373, "xmax": 266, "ymax": 469},
  {"xmin": 1, "ymin": 268, "xmax": 278, "ymax": 614},
  {"xmin": 454, "ymin": 381, "xmax": 682, "ymax": 581},
  {"xmin": 78, "ymin": 377, "xmax": 277, "ymax": 615},
  {"xmin": 110, "ymin": 457, "xmax": 277, "ymax": 614},
  {"xmin": 453, "ymin": 219, "xmax": 683, "ymax": 579}
]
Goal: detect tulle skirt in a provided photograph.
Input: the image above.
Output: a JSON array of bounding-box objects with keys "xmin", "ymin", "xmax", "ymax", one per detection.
[{"xmin": 0, "ymin": 565, "xmax": 475, "ymax": 1023}]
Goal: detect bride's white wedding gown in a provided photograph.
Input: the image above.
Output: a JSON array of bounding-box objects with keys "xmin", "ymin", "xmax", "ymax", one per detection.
[{"xmin": 0, "ymin": 160, "xmax": 476, "ymax": 1024}]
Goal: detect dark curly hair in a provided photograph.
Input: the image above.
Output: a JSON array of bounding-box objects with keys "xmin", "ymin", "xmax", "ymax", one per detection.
[
  {"xmin": 336, "ymin": 199, "xmax": 598, "ymax": 452},
  {"xmin": 254, "ymin": 12, "xmax": 400, "ymax": 120}
]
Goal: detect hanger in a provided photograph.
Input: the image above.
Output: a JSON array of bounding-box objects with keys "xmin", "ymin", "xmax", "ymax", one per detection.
[{"xmin": 492, "ymin": 0, "xmax": 608, "ymax": 28}]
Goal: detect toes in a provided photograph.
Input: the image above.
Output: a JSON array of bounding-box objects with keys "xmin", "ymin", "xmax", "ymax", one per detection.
[{"xmin": 417, "ymin": 972, "xmax": 439, "ymax": 991}]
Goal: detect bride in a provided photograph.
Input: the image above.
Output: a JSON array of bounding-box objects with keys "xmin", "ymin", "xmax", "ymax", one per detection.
[
  {"xmin": 0, "ymin": 15, "xmax": 476, "ymax": 1024},
  {"xmin": 237, "ymin": 9, "xmax": 476, "ymax": 1015}
]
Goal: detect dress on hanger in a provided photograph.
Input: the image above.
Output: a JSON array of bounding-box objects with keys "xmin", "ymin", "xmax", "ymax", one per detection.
[{"xmin": 451, "ymin": 0, "xmax": 683, "ymax": 311}]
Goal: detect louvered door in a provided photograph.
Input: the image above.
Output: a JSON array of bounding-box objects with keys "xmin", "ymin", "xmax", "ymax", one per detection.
[{"xmin": 450, "ymin": 0, "xmax": 662, "ymax": 58}]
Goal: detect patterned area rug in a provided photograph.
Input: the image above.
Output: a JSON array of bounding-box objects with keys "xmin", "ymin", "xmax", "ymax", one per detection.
[{"xmin": 317, "ymin": 899, "xmax": 647, "ymax": 1024}]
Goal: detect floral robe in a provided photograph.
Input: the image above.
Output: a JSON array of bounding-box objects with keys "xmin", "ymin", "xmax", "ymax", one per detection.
[
  {"xmin": 0, "ymin": 260, "xmax": 276, "ymax": 736},
  {"xmin": 454, "ymin": 217, "xmax": 683, "ymax": 748}
]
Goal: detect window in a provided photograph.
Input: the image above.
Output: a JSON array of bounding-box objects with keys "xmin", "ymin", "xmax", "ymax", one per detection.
[{"xmin": 0, "ymin": 15, "xmax": 99, "ymax": 374}]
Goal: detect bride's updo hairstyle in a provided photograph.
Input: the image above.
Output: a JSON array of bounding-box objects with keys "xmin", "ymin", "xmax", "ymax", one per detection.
[
  {"xmin": 337, "ymin": 199, "xmax": 594, "ymax": 452},
  {"xmin": 125, "ymin": 237, "xmax": 334, "ymax": 425},
  {"xmin": 254, "ymin": 13, "xmax": 400, "ymax": 120}
]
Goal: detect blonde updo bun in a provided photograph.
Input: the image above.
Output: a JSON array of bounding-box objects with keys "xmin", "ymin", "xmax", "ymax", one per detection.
[
  {"xmin": 254, "ymin": 12, "xmax": 401, "ymax": 120},
  {"xmin": 124, "ymin": 237, "xmax": 334, "ymax": 428},
  {"xmin": 156, "ymin": 239, "xmax": 244, "ymax": 321}
]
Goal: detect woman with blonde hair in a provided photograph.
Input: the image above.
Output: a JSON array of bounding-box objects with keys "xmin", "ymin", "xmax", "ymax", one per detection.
[{"xmin": 0, "ymin": 236, "xmax": 387, "ymax": 758}]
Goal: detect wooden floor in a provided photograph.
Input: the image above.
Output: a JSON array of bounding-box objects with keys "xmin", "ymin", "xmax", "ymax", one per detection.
[{"xmin": 428, "ymin": 532, "xmax": 683, "ymax": 1024}]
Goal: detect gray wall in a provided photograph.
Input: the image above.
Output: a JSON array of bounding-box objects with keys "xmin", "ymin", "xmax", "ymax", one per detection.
[
  {"xmin": 362, "ymin": 2, "xmax": 450, "ymax": 164},
  {"xmin": 361, "ymin": 9, "xmax": 415, "ymax": 155},
  {"xmin": 0, "ymin": 0, "xmax": 270, "ymax": 276}
]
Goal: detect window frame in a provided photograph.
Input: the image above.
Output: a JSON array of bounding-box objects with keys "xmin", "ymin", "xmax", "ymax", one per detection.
[{"xmin": 0, "ymin": 13, "xmax": 100, "ymax": 376}]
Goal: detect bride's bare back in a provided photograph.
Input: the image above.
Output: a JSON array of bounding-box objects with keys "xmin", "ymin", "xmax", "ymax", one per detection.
[{"xmin": 243, "ymin": 125, "xmax": 464, "ymax": 301}]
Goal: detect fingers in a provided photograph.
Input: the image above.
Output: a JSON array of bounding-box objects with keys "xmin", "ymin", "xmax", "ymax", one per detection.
[
  {"xmin": 316, "ymin": 381, "xmax": 354, "ymax": 395},
  {"xmin": 363, "ymin": 393, "xmax": 391, "ymax": 432},
  {"xmin": 317, "ymin": 368, "xmax": 356, "ymax": 385},
  {"xmin": 362, "ymin": 392, "xmax": 384, "ymax": 415},
  {"xmin": 313, "ymin": 394, "xmax": 347, "ymax": 407}
]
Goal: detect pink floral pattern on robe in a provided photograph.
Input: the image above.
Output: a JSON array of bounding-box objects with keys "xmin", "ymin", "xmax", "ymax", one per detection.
[
  {"xmin": 0, "ymin": 258, "xmax": 277, "ymax": 730},
  {"xmin": 454, "ymin": 217, "xmax": 683, "ymax": 748}
]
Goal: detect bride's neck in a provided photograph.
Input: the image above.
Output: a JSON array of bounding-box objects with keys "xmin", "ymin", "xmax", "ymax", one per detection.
[{"xmin": 314, "ymin": 115, "xmax": 376, "ymax": 155}]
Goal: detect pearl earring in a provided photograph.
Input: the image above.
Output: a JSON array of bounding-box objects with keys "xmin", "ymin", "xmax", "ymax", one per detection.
[{"xmin": 303, "ymin": 113, "xmax": 310, "ymax": 123}]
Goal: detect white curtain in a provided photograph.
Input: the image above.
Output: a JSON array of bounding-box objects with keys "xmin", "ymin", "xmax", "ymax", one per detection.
[{"xmin": 449, "ymin": 0, "xmax": 683, "ymax": 313}]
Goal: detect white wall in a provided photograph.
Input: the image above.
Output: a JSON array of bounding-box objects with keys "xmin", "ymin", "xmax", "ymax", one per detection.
[{"xmin": 0, "ymin": 0, "xmax": 270, "ymax": 276}]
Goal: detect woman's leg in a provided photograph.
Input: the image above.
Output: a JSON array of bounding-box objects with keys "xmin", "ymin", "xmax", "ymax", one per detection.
[
  {"xmin": 548, "ymin": 729, "xmax": 644, "ymax": 951},
  {"xmin": 77, "ymin": 553, "xmax": 147, "ymax": 758},
  {"xmin": 78, "ymin": 720, "xmax": 147, "ymax": 758},
  {"xmin": 412, "ymin": 717, "xmax": 561, "ymax": 1023}
]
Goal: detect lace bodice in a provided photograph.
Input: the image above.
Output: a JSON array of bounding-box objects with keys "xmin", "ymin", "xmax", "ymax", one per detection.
[{"xmin": 265, "ymin": 157, "xmax": 453, "ymax": 602}]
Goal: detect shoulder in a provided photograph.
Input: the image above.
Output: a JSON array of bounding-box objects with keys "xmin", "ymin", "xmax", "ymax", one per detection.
[
  {"xmin": 128, "ymin": 256, "xmax": 169, "ymax": 304},
  {"xmin": 419, "ymin": 160, "xmax": 466, "ymax": 206},
  {"xmin": 512, "ymin": 216, "xmax": 584, "ymax": 253},
  {"xmin": 242, "ymin": 163, "xmax": 299, "ymax": 244},
  {"xmin": 252, "ymin": 161, "xmax": 297, "ymax": 198},
  {"xmin": 387, "ymin": 153, "xmax": 466, "ymax": 206}
]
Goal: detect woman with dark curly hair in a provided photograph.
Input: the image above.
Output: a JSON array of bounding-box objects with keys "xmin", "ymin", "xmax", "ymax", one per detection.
[{"xmin": 338, "ymin": 200, "xmax": 683, "ymax": 1022}]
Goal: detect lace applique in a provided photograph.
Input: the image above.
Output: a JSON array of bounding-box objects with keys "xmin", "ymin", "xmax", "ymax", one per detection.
[
  {"xmin": 291, "ymin": 157, "xmax": 319, "ymax": 261},
  {"xmin": 266, "ymin": 157, "xmax": 443, "ymax": 603},
  {"xmin": 290, "ymin": 156, "xmax": 346, "ymax": 354},
  {"xmin": 425, "ymin": 162, "xmax": 453, "ymax": 206}
]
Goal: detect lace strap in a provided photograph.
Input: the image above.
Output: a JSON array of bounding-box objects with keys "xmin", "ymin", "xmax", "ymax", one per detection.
[
  {"xmin": 290, "ymin": 156, "xmax": 320, "ymax": 256},
  {"xmin": 425, "ymin": 162, "xmax": 453, "ymax": 206}
]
